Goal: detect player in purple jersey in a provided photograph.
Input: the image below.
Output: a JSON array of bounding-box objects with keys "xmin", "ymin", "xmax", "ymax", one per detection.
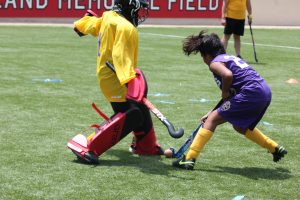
[{"xmin": 173, "ymin": 30, "xmax": 287, "ymax": 170}]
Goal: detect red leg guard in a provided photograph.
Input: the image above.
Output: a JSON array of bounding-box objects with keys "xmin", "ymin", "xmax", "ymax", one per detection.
[
  {"xmin": 131, "ymin": 127, "xmax": 164, "ymax": 155},
  {"xmin": 88, "ymin": 113, "xmax": 126, "ymax": 156},
  {"xmin": 68, "ymin": 107, "xmax": 143, "ymax": 163}
]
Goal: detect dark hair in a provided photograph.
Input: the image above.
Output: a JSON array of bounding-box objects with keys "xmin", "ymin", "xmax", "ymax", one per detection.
[{"xmin": 182, "ymin": 30, "xmax": 225, "ymax": 58}]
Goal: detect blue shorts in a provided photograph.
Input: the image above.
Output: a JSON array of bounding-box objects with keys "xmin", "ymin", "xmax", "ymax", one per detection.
[{"xmin": 217, "ymin": 89, "xmax": 271, "ymax": 130}]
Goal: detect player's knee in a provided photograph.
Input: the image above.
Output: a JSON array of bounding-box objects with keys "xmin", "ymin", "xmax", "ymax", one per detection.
[{"xmin": 204, "ymin": 110, "xmax": 225, "ymax": 131}]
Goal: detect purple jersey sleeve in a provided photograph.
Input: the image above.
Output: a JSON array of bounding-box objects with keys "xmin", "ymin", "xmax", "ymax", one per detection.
[{"xmin": 211, "ymin": 54, "xmax": 271, "ymax": 100}]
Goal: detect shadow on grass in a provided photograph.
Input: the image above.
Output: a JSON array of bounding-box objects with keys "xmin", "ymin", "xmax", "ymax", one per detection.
[
  {"xmin": 200, "ymin": 166, "xmax": 292, "ymax": 180},
  {"xmin": 72, "ymin": 149, "xmax": 173, "ymax": 176}
]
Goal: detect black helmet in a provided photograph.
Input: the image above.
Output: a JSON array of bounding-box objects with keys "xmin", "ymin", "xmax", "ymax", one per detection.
[{"xmin": 113, "ymin": 0, "xmax": 149, "ymax": 27}]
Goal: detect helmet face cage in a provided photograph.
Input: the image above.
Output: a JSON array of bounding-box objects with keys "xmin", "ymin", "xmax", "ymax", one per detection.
[
  {"xmin": 130, "ymin": 0, "xmax": 149, "ymax": 26},
  {"xmin": 114, "ymin": 0, "xmax": 149, "ymax": 26},
  {"xmin": 136, "ymin": 1, "xmax": 149, "ymax": 25}
]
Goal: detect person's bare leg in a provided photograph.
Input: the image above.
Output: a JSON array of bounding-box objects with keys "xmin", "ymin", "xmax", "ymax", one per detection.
[
  {"xmin": 233, "ymin": 34, "xmax": 241, "ymax": 57},
  {"xmin": 221, "ymin": 34, "xmax": 231, "ymax": 50}
]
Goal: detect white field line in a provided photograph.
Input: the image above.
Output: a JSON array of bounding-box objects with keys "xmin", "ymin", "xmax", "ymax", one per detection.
[
  {"xmin": 141, "ymin": 25, "xmax": 300, "ymax": 29},
  {"xmin": 1, "ymin": 22, "xmax": 299, "ymax": 50},
  {"xmin": 241, "ymin": 42, "xmax": 300, "ymax": 50},
  {"xmin": 0, "ymin": 22, "xmax": 74, "ymax": 27},
  {"xmin": 141, "ymin": 32, "xmax": 300, "ymax": 51},
  {"xmin": 1, "ymin": 22, "xmax": 300, "ymax": 29}
]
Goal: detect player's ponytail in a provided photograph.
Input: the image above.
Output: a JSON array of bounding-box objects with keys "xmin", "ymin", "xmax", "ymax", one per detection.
[
  {"xmin": 182, "ymin": 30, "xmax": 225, "ymax": 58},
  {"xmin": 182, "ymin": 30, "xmax": 207, "ymax": 56}
]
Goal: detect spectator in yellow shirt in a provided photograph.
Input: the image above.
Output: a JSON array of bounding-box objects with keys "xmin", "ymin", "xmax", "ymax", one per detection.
[{"xmin": 221, "ymin": 0, "xmax": 252, "ymax": 59}]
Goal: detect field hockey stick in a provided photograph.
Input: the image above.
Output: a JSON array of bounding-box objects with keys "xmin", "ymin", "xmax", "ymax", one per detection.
[
  {"xmin": 170, "ymin": 98, "xmax": 224, "ymax": 158},
  {"xmin": 105, "ymin": 61, "xmax": 184, "ymax": 139},
  {"xmin": 248, "ymin": 17, "xmax": 258, "ymax": 63},
  {"xmin": 142, "ymin": 98, "xmax": 184, "ymax": 138},
  {"xmin": 171, "ymin": 123, "xmax": 202, "ymax": 158}
]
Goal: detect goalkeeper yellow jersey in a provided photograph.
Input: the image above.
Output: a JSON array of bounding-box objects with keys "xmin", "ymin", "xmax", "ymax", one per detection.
[
  {"xmin": 74, "ymin": 11, "xmax": 138, "ymax": 102},
  {"xmin": 225, "ymin": 0, "xmax": 247, "ymax": 20}
]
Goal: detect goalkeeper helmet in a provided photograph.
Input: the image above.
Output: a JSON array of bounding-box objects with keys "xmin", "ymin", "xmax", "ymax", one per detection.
[{"xmin": 113, "ymin": 0, "xmax": 149, "ymax": 27}]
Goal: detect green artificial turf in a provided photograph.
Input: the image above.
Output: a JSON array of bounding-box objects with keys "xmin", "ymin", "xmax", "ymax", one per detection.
[{"xmin": 0, "ymin": 25, "xmax": 299, "ymax": 200}]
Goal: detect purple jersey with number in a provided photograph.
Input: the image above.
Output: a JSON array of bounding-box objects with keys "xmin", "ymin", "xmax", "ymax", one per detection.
[
  {"xmin": 211, "ymin": 54, "xmax": 272, "ymax": 130},
  {"xmin": 211, "ymin": 54, "xmax": 271, "ymax": 100}
]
